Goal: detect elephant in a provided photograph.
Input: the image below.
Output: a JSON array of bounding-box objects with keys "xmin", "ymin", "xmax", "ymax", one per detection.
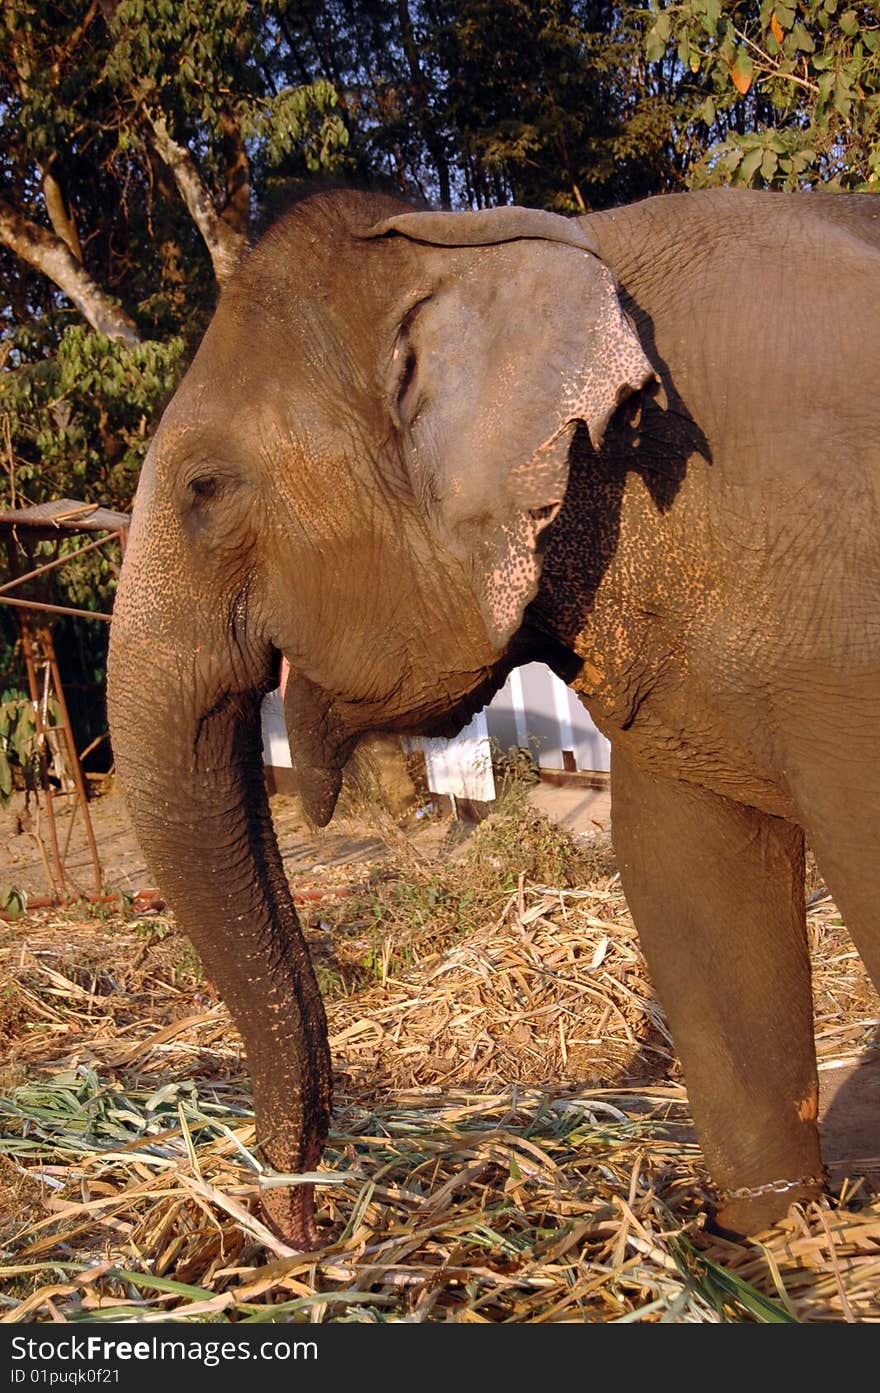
[{"xmin": 107, "ymin": 185, "xmax": 880, "ymax": 1249}]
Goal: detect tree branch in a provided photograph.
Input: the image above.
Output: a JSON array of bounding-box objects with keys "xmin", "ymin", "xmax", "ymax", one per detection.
[
  {"xmin": 147, "ymin": 110, "xmax": 248, "ymax": 286},
  {"xmin": 52, "ymin": 0, "xmax": 101, "ymax": 79},
  {"xmin": 732, "ymin": 27, "xmax": 820, "ymax": 94},
  {"xmin": 219, "ymin": 110, "xmax": 251, "ymax": 239},
  {"xmin": 40, "ymin": 165, "xmax": 84, "ymax": 261},
  {"xmin": 0, "ymin": 199, "xmax": 140, "ymax": 344},
  {"xmin": 397, "ymin": 0, "xmax": 451, "ymax": 208}
]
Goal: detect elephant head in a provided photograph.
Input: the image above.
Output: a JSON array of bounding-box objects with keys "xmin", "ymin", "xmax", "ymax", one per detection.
[{"xmin": 108, "ymin": 190, "xmax": 654, "ymax": 1246}]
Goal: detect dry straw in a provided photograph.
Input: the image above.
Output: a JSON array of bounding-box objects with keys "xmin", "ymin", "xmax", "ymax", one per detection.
[{"xmin": 0, "ymin": 797, "xmax": 878, "ymax": 1323}]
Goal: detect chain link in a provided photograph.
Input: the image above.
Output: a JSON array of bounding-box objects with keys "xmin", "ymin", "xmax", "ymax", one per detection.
[{"xmin": 719, "ymin": 1173, "xmax": 827, "ymax": 1203}]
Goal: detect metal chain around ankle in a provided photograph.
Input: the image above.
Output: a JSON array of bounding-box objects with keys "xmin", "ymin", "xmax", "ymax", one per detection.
[{"xmin": 719, "ymin": 1172, "xmax": 827, "ymax": 1203}]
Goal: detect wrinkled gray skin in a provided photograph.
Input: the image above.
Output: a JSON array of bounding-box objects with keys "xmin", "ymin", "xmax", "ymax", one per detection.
[{"xmin": 108, "ymin": 188, "xmax": 880, "ymax": 1247}]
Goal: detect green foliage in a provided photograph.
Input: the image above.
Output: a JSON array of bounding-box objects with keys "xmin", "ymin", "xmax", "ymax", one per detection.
[
  {"xmin": 104, "ymin": 0, "xmax": 257, "ymax": 110},
  {"xmin": 490, "ymin": 741, "xmax": 541, "ymax": 789},
  {"xmin": 0, "ymin": 883, "xmax": 27, "ymax": 920},
  {"xmin": 343, "ymin": 0, "xmax": 691, "ymax": 212},
  {"xmin": 0, "ymin": 690, "xmax": 60, "ymax": 803},
  {"xmin": 1, "ymin": 328, "xmax": 185, "ymax": 515},
  {"xmin": 103, "ymin": 2, "xmax": 357, "ymax": 183},
  {"xmin": 247, "ymin": 80, "xmax": 350, "ymax": 173},
  {"xmin": 0, "ymin": 328, "xmax": 185, "ymax": 666},
  {"xmin": 642, "ymin": 0, "xmax": 880, "ymax": 189}
]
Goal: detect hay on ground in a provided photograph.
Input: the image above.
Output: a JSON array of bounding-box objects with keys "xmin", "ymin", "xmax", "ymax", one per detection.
[{"xmin": 0, "ymin": 805, "xmax": 878, "ymax": 1323}]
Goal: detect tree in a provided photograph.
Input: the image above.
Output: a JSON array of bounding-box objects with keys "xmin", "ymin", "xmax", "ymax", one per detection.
[
  {"xmin": 291, "ymin": 0, "xmax": 693, "ymax": 213},
  {"xmin": 643, "ymin": 0, "xmax": 880, "ymax": 189},
  {"xmin": 1, "ymin": 1, "xmax": 360, "ymax": 550}
]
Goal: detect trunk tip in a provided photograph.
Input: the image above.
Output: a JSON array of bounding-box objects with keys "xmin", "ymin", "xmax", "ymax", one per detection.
[{"xmin": 262, "ymin": 1180, "xmax": 323, "ymax": 1251}]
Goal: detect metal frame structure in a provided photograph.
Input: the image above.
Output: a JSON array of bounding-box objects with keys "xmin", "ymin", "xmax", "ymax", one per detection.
[{"xmin": 0, "ymin": 499, "xmax": 129, "ymax": 902}]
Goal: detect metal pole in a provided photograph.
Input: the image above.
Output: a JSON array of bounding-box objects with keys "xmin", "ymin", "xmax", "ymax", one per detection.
[
  {"xmin": 45, "ymin": 627, "xmax": 104, "ymax": 897},
  {"xmin": 1, "ymin": 513, "xmax": 126, "ymax": 903},
  {"xmin": 0, "ymin": 594, "xmax": 112, "ymax": 622},
  {"xmin": 19, "ymin": 613, "xmax": 67, "ymax": 901},
  {"xmin": 0, "ymin": 533, "xmax": 115, "ymax": 595}
]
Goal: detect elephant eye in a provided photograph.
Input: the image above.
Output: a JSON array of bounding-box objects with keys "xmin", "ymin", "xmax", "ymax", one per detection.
[
  {"xmin": 388, "ymin": 295, "xmax": 431, "ymax": 430},
  {"xmin": 190, "ymin": 475, "xmax": 220, "ymax": 501},
  {"xmin": 395, "ymin": 345, "xmax": 419, "ymax": 424},
  {"xmin": 180, "ymin": 467, "xmax": 250, "ymax": 549},
  {"xmin": 181, "ymin": 472, "xmax": 232, "ymax": 534}
]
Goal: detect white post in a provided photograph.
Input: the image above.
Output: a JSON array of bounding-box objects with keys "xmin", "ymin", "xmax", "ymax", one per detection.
[
  {"xmin": 509, "ymin": 666, "xmax": 529, "ymax": 750},
  {"xmin": 550, "ymin": 670, "xmax": 577, "ymax": 765}
]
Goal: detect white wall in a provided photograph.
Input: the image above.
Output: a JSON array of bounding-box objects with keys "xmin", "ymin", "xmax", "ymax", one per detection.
[
  {"xmin": 261, "ymin": 688, "xmax": 292, "ymax": 768},
  {"xmin": 261, "ymin": 664, "xmax": 611, "ymax": 791},
  {"xmin": 484, "ymin": 663, "xmax": 610, "ymax": 773}
]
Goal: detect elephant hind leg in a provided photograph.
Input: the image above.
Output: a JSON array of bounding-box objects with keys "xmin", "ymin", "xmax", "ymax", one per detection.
[
  {"xmin": 611, "ymin": 752, "xmax": 823, "ymax": 1237},
  {"xmin": 784, "ymin": 741, "xmax": 880, "ymax": 998}
]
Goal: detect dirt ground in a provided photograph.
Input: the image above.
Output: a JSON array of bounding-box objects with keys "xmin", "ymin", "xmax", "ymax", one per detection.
[
  {"xmin": 0, "ymin": 781, "xmax": 415, "ymax": 903},
  {"xmin": 0, "ymin": 775, "xmax": 613, "ymax": 903}
]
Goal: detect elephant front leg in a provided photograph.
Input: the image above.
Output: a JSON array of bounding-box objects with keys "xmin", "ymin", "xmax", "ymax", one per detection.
[{"xmin": 611, "ymin": 752, "xmax": 824, "ymax": 1236}]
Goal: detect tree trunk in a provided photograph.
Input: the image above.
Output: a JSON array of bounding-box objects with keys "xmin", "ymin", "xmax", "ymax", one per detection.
[
  {"xmin": 219, "ymin": 110, "xmax": 251, "ymax": 239},
  {"xmin": 40, "ymin": 165, "xmax": 83, "ymax": 261},
  {"xmin": 148, "ymin": 111, "xmax": 248, "ymax": 287},
  {"xmin": 0, "ymin": 199, "xmax": 140, "ymax": 344},
  {"xmin": 397, "ymin": 0, "xmax": 451, "ymax": 208}
]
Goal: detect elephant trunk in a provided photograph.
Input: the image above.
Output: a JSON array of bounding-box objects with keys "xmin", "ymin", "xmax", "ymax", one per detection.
[{"xmin": 107, "ymin": 625, "xmax": 332, "ymax": 1250}]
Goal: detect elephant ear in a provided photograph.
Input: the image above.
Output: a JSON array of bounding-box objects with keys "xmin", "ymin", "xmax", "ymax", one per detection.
[{"xmin": 363, "ymin": 206, "xmax": 656, "ymax": 648}]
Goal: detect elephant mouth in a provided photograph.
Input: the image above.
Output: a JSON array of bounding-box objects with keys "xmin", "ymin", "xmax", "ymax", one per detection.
[
  {"xmin": 278, "ymin": 614, "xmax": 531, "ymax": 826},
  {"xmin": 282, "ymin": 669, "xmax": 359, "ymax": 826},
  {"xmin": 280, "ymin": 660, "xmax": 509, "ymax": 824}
]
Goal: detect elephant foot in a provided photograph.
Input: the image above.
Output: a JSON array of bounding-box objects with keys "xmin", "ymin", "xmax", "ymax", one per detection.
[
  {"xmin": 711, "ymin": 1173, "xmax": 827, "ymax": 1239},
  {"xmin": 261, "ymin": 1179, "xmax": 322, "ymax": 1252}
]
